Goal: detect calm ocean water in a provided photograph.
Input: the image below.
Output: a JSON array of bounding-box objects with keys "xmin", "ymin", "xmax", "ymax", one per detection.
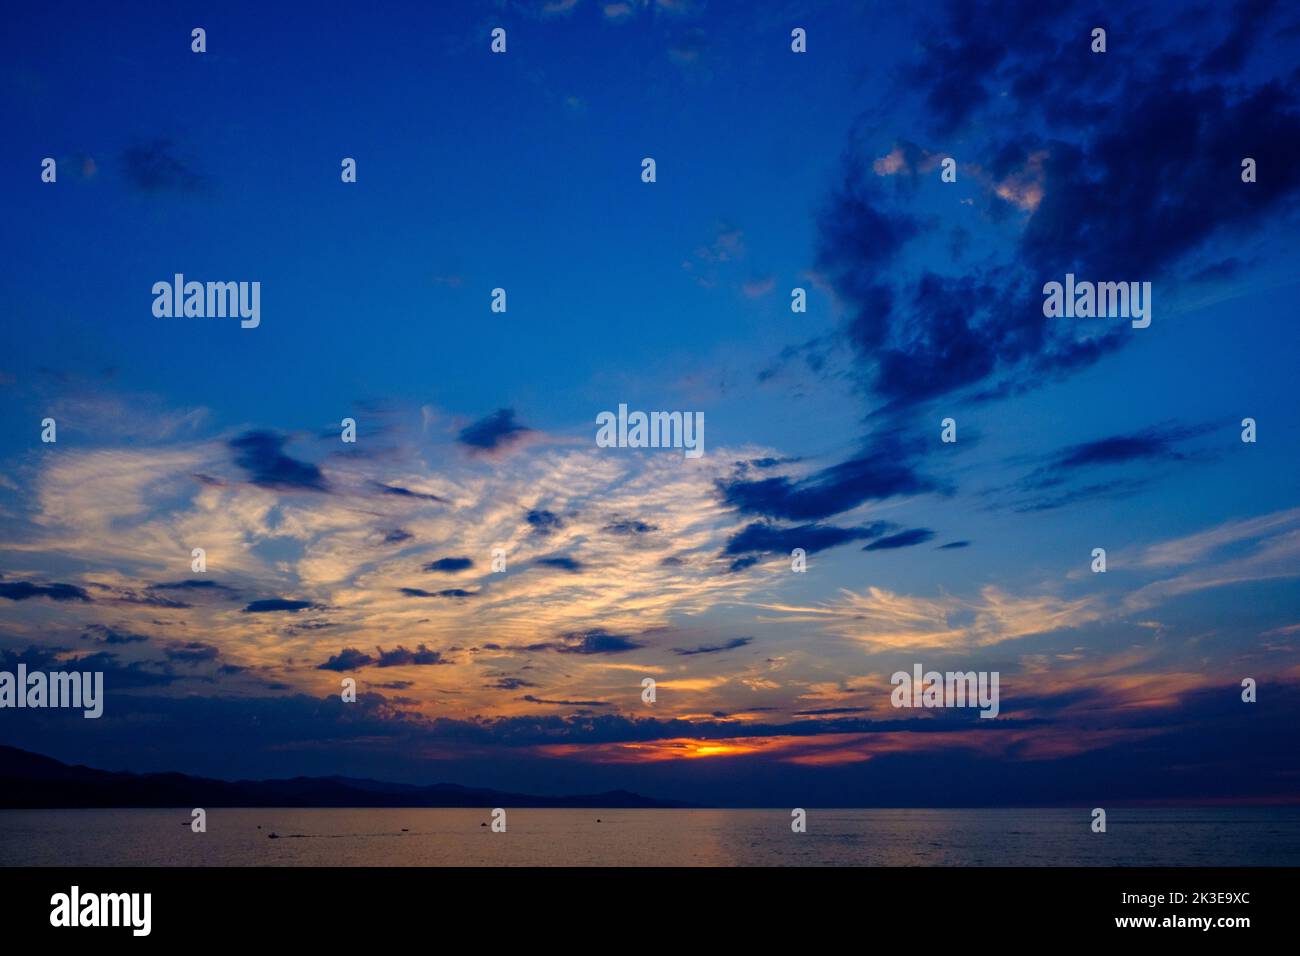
[{"xmin": 2, "ymin": 807, "xmax": 1298, "ymax": 866}]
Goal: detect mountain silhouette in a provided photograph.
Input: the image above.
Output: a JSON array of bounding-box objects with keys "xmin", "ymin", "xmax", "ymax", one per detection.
[{"xmin": 0, "ymin": 745, "xmax": 689, "ymax": 809}]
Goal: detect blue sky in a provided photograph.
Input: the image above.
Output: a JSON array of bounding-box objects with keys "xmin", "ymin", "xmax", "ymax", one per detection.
[{"xmin": 2, "ymin": 0, "xmax": 1300, "ymax": 806}]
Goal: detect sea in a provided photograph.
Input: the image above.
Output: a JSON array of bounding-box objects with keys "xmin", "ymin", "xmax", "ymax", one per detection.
[{"xmin": 2, "ymin": 807, "xmax": 1298, "ymax": 866}]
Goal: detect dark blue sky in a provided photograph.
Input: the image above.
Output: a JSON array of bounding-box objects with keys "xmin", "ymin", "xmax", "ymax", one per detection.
[{"xmin": 2, "ymin": 0, "xmax": 1299, "ymax": 806}]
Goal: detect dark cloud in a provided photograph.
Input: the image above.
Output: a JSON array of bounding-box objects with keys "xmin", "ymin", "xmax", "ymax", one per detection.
[
  {"xmin": 1053, "ymin": 424, "xmax": 1206, "ymax": 469},
  {"xmin": 398, "ymin": 587, "xmax": 476, "ymax": 599},
  {"xmin": 1008, "ymin": 423, "xmax": 1213, "ymax": 511},
  {"xmin": 318, "ymin": 648, "xmax": 375, "ymax": 672},
  {"xmin": 488, "ymin": 677, "xmax": 537, "ymax": 691},
  {"xmin": 908, "ymin": 0, "xmax": 1066, "ymax": 135},
  {"xmin": 1013, "ymin": 477, "xmax": 1150, "ymax": 514},
  {"xmin": 723, "ymin": 520, "xmax": 893, "ymax": 570},
  {"xmin": 863, "ymin": 528, "xmax": 935, "ymax": 551},
  {"xmin": 149, "ymin": 579, "xmax": 236, "ymax": 593},
  {"xmin": 424, "ymin": 557, "xmax": 474, "ymax": 573},
  {"xmin": 811, "ymin": 2, "xmax": 1300, "ymax": 411},
  {"xmin": 375, "ymin": 645, "xmax": 448, "ymax": 667},
  {"xmin": 717, "ymin": 436, "xmax": 935, "ymax": 522},
  {"xmin": 243, "ymin": 599, "xmax": 317, "ymax": 613},
  {"xmin": 82, "ymin": 625, "xmax": 149, "ymax": 645},
  {"xmin": 372, "ymin": 482, "xmax": 445, "ymax": 503},
  {"xmin": 382, "ymin": 529, "xmax": 414, "ymax": 544},
  {"xmin": 938, "ymin": 540, "xmax": 972, "ymax": 549},
  {"xmin": 90, "ymin": 583, "xmax": 189, "ymax": 608},
  {"xmin": 534, "ymin": 555, "xmax": 583, "ymax": 573},
  {"xmin": 164, "ymin": 641, "xmax": 221, "ymax": 665},
  {"xmin": 525, "ymin": 629, "xmax": 644, "ymax": 655},
  {"xmin": 672, "ymin": 637, "xmax": 753, "ymax": 656},
  {"xmin": 1018, "ymin": 81, "xmax": 1300, "ymax": 281},
  {"xmin": 458, "ymin": 409, "xmax": 530, "ymax": 451},
  {"xmin": 120, "ymin": 138, "xmax": 205, "ymax": 192},
  {"xmin": 526, "ymin": 509, "xmax": 564, "ymax": 536},
  {"xmin": 1189, "ymin": 257, "xmax": 1247, "ymax": 283},
  {"xmin": 0, "ymin": 581, "xmax": 91, "ymax": 602},
  {"xmin": 283, "ymin": 620, "xmax": 335, "ymax": 634},
  {"xmin": 602, "ymin": 518, "xmax": 659, "ymax": 536},
  {"xmin": 0, "ymin": 646, "xmax": 67, "ymax": 670},
  {"xmin": 1201, "ymin": 0, "xmax": 1278, "ymax": 75},
  {"xmin": 521, "ymin": 695, "xmax": 610, "ymax": 707},
  {"xmin": 742, "ymin": 456, "xmax": 801, "ymax": 471},
  {"xmin": 229, "ymin": 431, "xmax": 328, "ymax": 492},
  {"xmin": 0, "ymin": 645, "xmax": 184, "ymax": 690}
]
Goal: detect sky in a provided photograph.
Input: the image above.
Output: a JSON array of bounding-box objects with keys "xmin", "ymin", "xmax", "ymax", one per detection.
[{"xmin": 1, "ymin": 0, "xmax": 1299, "ymax": 807}]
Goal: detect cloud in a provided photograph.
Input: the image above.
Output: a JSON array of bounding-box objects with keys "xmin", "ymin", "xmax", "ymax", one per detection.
[
  {"xmin": 164, "ymin": 641, "xmax": 221, "ymax": 665},
  {"xmin": 243, "ymin": 599, "xmax": 317, "ymax": 613},
  {"xmin": 667, "ymin": 27, "xmax": 707, "ymax": 65},
  {"xmin": 490, "ymin": 677, "xmax": 537, "ymax": 691},
  {"xmin": 149, "ymin": 579, "xmax": 236, "ymax": 593},
  {"xmin": 318, "ymin": 648, "xmax": 374, "ymax": 671},
  {"xmin": 1202, "ymin": 0, "xmax": 1279, "ymax": 75},
  {"xmin": 374, "ymin": 644, "xmax": 448, "ymax": 667},
  {"xmin": 527, "ymin": 509, "xmax": 564, "ymax": 535},
  {"xmin": 534, "ymin": 555, "xmax": 584, "ymax": 573},
  {"xmin": 532, "ymin": 629, "xmax": 645, "ymax": 655},
  {"xmin": 120, "ymin": 138, "xmax": 205, "ymax": 192},
  {"xmin": 229, "ymin": 431, "xmax": 328, "ymax": 492},
  {"xmin": 1138, "ymin": 507, "xmax": 1300, "ymax": 569},
  {"xmin": 521, "ymin": 695, "xmax": 610, "ymax": 707},
  {"xmin": 1007, "ymin": 423, "xmax": 1213, "ymax": 511},
  {"xmin": 717, "ymin": 437, "xmax": 934, "ymax": 521},
  {"xmin": 458, "ymin": 409, "xmax": 530, "ymax": 452},
  {"xmin": 672, "ymin": 637, "xmax": 753, "ymax": 656},
  {"xmin": 810, "ymin": 3, "xmax": 1300, "ymax": 410},
  {"xmin": 0, "ymin": 645, "xmax": 185, "ymax": 690},
  {"xmin": 423, "ymin": 556, "xmax": 474, "ymax": 573},
  {"xmin": 82, "ymin": 625, "xmax": 149, "ymax": 645},
  {"xmin": 602, "ymin": 518, "xmax": 658, "ymax": 536},
  {"xmin": 373, "ymin": 482, "xmax": 446, "ymax": 503},
  {"xmin": 760, "ymin": 585, "xmax": 1102, "ymax": 651},
  {"xmin": 541, "ymin": 0, "xmax": 581, "ymax": 15},
  {"xmin": 862, "ymin": 528, "xmax": 935, "ymax": 551},
  {"xmin": 1125, "ymin": 508, "xmax": 1300, "ymax": 611},
  {"xmin": 398, "ymin": 588, "xmax": 476, "ymax": 599},
  {"xmin": 1052, "ymin": 424, "xmax": 1208, "ymax": 469},
  {"xmin": 723, "ymin": 520, "xmax": 892, "ymax": 570},
  {"xmin": 0, "ymin": 581, "xmax": 92, "ymax": 602}
]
